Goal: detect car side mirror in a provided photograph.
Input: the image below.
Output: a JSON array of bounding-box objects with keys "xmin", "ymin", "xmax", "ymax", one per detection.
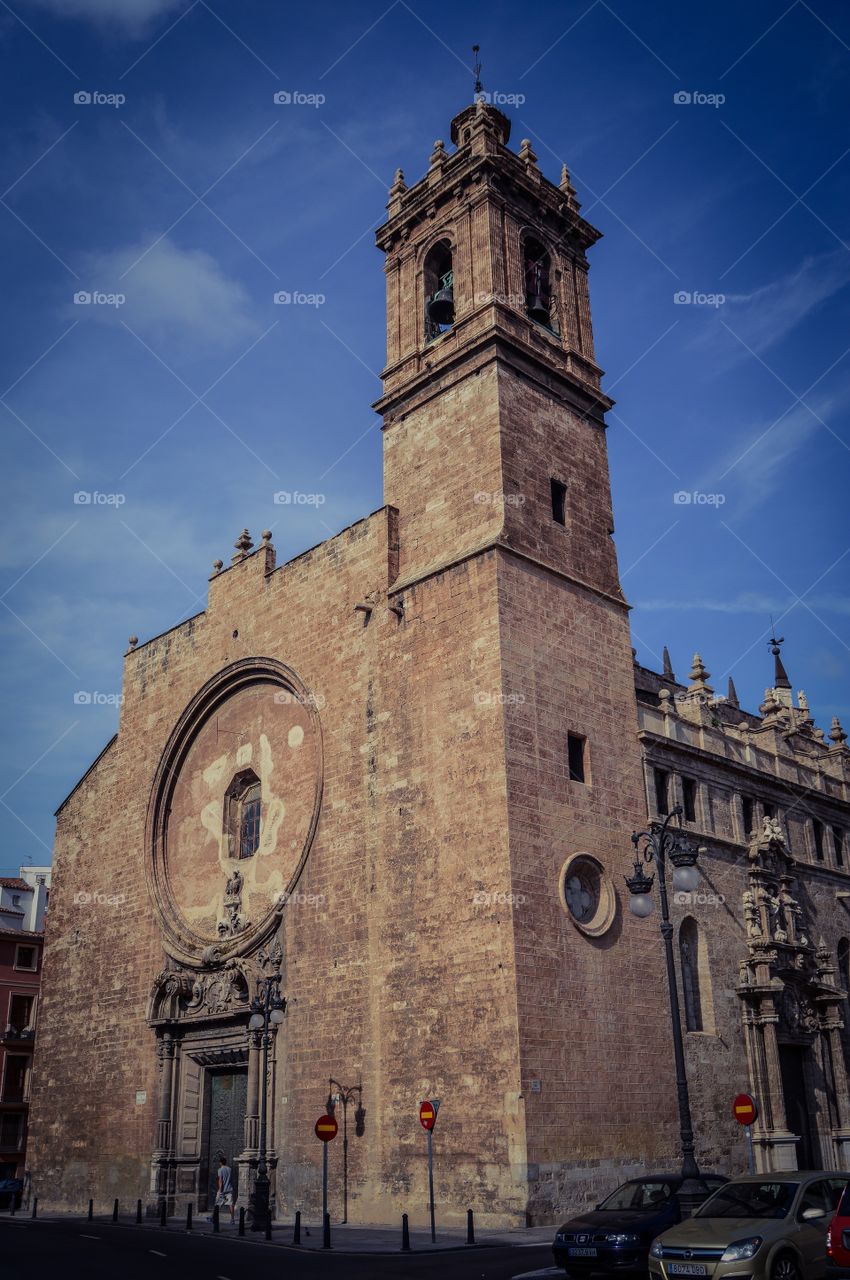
[{"xmin": 801, "ymin": 1207, "xmax": 826, "ymax": 1221}]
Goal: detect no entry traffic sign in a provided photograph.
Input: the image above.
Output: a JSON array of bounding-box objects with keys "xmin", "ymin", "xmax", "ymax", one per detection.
[
  {"xmin": 419, "ymin": 1100, "xmax": 437, "ymax": 1130},
  {"xmin": 315, "ymin": 1113, "xmax": 338, "ymax": 1141},
  {"xmin": 733, "ymin": 1093, "xmax": 758, "ymax": 1126}
]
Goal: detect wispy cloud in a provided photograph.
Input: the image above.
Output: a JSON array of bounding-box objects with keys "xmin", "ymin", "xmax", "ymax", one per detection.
[
  {"xmin": 23, "ymin": 0, "xmax": 187, "ymax": 33},
  {"xmin": 70, "ymin": 236, "xmax": 261, "ymax": 350}
]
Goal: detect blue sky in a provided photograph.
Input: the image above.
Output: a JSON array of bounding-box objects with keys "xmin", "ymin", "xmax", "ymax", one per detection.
[{"xmin": 1, "ymin": 0, "xmax": 849, "ymax": 867}]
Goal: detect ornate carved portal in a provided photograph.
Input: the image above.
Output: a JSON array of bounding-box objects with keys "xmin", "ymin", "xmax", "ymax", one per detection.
[
  {"xmin": 738, "ymin": 819, "xmax": 850, "ymax": 1171},
  {"xmin": 147, "ymin": 939, "xmax": 284, "ymax": 1218}
]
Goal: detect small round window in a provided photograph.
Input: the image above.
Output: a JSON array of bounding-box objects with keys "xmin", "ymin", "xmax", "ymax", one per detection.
[{"xmin": 559, "ymin": 853, "xmax": 616, "ymax": 937}]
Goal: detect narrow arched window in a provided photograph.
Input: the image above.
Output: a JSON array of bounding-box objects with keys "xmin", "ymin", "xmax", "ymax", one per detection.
[
  {"xmin": 239, "ymin": 782, "xmax": 261, "ymax": 859},
  {"xmin": 523, "ymin": 236, "xmax": 556, "ymax": 331},
  {"xmin": 680, "ymin": 916, "xmax": 703, "ymax": 1031},
  {"xmin": 224, "ymin": 769, "xmax": 262, "ymax": 860},
  {"xmin": 423, "ymin": 239, "xmax": 454, "ymax": 341}
]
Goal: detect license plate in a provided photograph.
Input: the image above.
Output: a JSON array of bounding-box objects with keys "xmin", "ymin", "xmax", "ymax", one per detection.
[
  {"xmin": 669, "ymin": 1266, "xmax": 707, "ymax": 1276},
  {"xmin": 568, "ymin": 1247, "xmax": 598, "ymax": 1257}
]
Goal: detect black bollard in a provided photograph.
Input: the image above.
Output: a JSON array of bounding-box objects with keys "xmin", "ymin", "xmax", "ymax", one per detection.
[
  {"xmin": 159, "ymin": 1198, "xmax": 167, "ymax": 1228},
  {"xmin": 265, "ymin": 1211, "xmax": 272, "ymax": 1242},
  {"xmin": 238, "ymin": 1206, "xmax": 245, "ymax": 1237},
  {"xmin": 186, "ymin": 1202, "xmax": 192, "ymax": 1231},
  {"xmin": 467, "ymin": 1208, "xmax": 475, "ymax": 1244},
  {"xmin": 31, "ymin": 1198, "xmax": 38, "ymax": 1219},
  {"xmin": 136, "ymin": 1199, "xmax": 142, "ymax": 1225},
  {"xmin": 88, "ymin": 1199, "xmax": 93, "ymax": 1221},
  {"xmin": 322, "ymin": 1211, "xmax": 331, "ymax": 1249},
  {"xmin": 112, "ymin": 1198, "xmax": 119, "ymax": 1224},
  {"xmin": 212, "ymin": 1205, "xmax": 219, "ymax": 1233},
  {"xmin": 293, "ymin": 1209, "xmax": 301, "ymax": 1245},
  {"xmin": 401, "ymin": 1212, "xmax": 411, "ymax": 1251},
  {"xmin": 10, "ymin": 1201, "xmax": 14, "ymax": 1217}
]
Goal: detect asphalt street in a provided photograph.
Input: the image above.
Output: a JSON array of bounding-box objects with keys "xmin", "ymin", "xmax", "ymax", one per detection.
[{"xmin": 0, "ymin": 1218, "xmax": 560, "ymax": 1279}]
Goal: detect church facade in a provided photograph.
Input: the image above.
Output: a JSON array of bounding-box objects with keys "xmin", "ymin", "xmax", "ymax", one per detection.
[{"xmin": 27, "ymin": 101, "xmax": 850, "ymax": 1227}]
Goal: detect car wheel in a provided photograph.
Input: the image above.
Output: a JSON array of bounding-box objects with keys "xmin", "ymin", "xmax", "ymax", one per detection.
[{"xmin": 771, "ymin": 1252, "xmax": 801, "ymax": 1280}]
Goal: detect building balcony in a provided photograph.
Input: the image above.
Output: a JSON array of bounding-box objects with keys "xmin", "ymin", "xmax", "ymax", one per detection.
[{"xmin": 1, "ymin": 1027, "xmax": 35, "ymax": 1045}]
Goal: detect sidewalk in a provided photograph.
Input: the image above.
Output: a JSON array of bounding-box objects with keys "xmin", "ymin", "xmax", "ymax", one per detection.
[{"xmin": 6, "ymin": 1208, "xmax": 556, "ymax": 1254}]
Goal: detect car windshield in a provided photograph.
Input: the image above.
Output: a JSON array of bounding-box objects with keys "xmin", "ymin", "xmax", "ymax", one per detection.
[
  {"xmin": 696, "ymin": 1181, "xmax": 799, "ymax": 1220},
  {"xmin": 598, "ymin": 1180, "xmax": 678, "ymax": 1211}
]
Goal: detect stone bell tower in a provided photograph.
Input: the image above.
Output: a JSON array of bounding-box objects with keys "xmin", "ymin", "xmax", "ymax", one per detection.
[{"xmin": 374, "ymin": 102, "xmax": 678, "ymax": 1217}]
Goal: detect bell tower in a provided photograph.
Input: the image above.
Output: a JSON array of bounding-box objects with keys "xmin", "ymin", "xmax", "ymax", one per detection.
[{"xmin": 375, "ymin": 99, "xmax": 621, "ymax": 600}]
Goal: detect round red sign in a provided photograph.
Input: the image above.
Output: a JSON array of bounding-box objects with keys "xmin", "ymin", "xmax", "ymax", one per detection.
[
  {"xmin": 732, "ymin": 1093, "xmax": 758, "ymax": 1126},
  {"xmin": 315, "ymin": 1113, "xmax": 338, "ymax": 1141},
  {"xmin": 419, "ymin": 1100, "xmax": 436, "ymax": 1131}
]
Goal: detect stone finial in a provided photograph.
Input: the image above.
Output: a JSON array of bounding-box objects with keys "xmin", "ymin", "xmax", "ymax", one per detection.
[
  {"xmin": 212, "ymin": 559, "xmax": 223, "ymax": 575},
  {"xmin": 726, "ymin": 676, "xmax": 740, "ymax": 709},
  {"xmin": 231, "ymin": 529, "xmax": 253, "ymax": 565},
  {"xmin": 127, "ymin": 635, "xmax": 138, "ymax": 650},
  {"xmin": 688, "ymin": 652, "xmax": 713, "ymax": 694},
  {"xmin": 760, "ymin": 687, "xmax": 782, "ymax": 719},
  {"xmin": 519, "ymin": 137, "xmax": 538, "ymax": 171},
  {"xmin": 662, "ymin": 645, "xmax": 675, "ymax": 681},
  {"xmin": 659, "ymin": 687, "xmax": 676, "ymax": 717},
  {"xmin": 389, "ymin": 168, "xmax": 406, "ymax": 197},
  {"xmin": 830, "ymin": 716, "xmax": 848, "ymax": 747},
  {"xmin": 261, "ymin": 529, "xmax": 272, "ymax": 545},
  {"xmin": 813, "ymin": 726, "xmax": 826, "ymax": 742},
  {"xmin": 559, "ymin": 162, "xmax": 581, "ymax": 211},
  {"xmin": 429, "ymin": 139, "xmax": 447, "ymax": 167}
]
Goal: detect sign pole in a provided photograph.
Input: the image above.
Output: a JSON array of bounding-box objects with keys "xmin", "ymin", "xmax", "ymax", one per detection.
[
  {"xmin": 732, "ymin": 1093, "xmax": 758, "ymax": 1175},
  {"xmin": 322, "ymin": 1138, "xmax": 328, "ymax": 1225},
  {"xmin": 745, "ymin": 1124, "xmax": 754, "ymax": 1174},
  {"xmin": 428, "ymin": 1128, "xmax": 435, "ymax": 1244}
]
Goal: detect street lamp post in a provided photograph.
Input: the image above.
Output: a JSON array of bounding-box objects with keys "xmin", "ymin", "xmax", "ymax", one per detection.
[
  {"xmin": 326, "ymin": 1079, "xmax": 364, "ymax": 1224},
  {"xmin": 624, "ymin": 805, "xmax": 707, "ymax": 1211},
  {"xmin": 248, "ymin": 973, "xmax": 285, "ymax": 1234}
]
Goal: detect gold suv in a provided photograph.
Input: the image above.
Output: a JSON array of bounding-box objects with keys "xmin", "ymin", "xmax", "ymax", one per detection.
[{"xmin": 649, "ymin": 1172, "xmax": 848, "ymax": 1280}]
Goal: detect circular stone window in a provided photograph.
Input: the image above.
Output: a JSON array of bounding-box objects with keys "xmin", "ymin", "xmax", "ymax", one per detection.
[{"xmin": 559, "ymin": 853, "xmax": 616, "ymax": 938}]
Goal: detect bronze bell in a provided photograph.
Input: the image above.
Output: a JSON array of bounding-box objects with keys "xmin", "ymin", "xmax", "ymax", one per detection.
[
  {"xmin": 427, "ymin": 284, "xmax": 454, "ymax": 326},
  {"xmin": 527, "ymin": 294, "xmax": 550, "ymax": 325}
]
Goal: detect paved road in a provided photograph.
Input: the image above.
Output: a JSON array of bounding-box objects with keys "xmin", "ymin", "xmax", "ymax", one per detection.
[{"xmin": 1, "ymin": 1218, "xmax": 560, "ymax": 1279}]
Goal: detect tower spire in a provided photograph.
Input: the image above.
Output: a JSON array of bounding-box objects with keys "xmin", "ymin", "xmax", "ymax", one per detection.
[{"xmin": 768, "ymin": 625, "xmax": 792, "ymax": 707}]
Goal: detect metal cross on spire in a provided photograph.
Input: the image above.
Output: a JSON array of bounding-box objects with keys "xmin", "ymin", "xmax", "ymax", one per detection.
[{"xmin": 472, "ymin": 44, "xmax": 483, "ymax": 99}]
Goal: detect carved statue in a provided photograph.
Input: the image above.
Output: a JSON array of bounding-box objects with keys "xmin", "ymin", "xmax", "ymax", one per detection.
[{"xmin": 743, "ymin": 889, "xmax": 762, "ymax": 937}]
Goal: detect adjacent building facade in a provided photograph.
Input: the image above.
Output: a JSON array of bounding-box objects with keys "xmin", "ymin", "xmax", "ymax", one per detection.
[
  {"xmin": 26, "ymin": 101, "xmax": 850, "ymax": 1227},
  {"xmin": 0, "ymin": 866, "xmax": 49, "ymax": 1198}
]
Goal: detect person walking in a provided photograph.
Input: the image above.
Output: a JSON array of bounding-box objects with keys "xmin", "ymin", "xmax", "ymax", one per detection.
[{"xmin": 215, "ymin": 1156, "xmax": 235, "ymax": 1224}]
